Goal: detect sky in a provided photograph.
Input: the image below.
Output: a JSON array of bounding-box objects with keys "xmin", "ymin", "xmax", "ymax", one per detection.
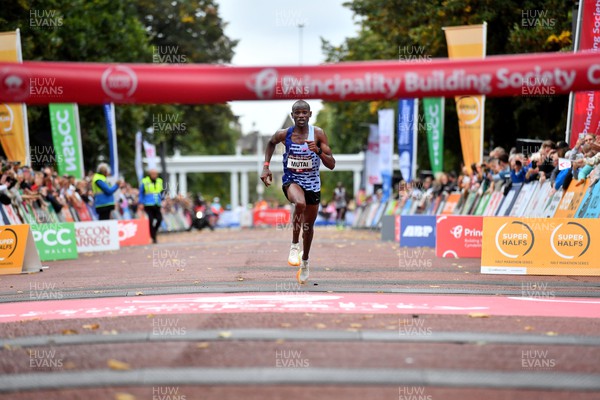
[{"xmin": 216, "ymin": 0, "xmax": 359, "ymax": 135}]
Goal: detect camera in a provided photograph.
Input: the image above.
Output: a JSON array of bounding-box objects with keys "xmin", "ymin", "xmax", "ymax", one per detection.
[{"xmin": 531, "ymin": 160, "xmax": 537, "ymax": 169}]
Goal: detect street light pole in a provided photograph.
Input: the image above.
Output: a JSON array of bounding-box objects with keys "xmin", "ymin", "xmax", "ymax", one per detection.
[{"xmin": 298, "ymin": 23, "xmax": 304, "ymax": 65}]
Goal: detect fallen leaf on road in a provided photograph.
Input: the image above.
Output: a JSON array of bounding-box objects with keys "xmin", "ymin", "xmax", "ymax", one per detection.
[
  {"xmin": 63, "ymin": 361, "xmax": 77, "ymax": 369},
  {"xmin": 107, "ymin": 359, "xmax": 131, "ymax": 371},
  {"xmin": 135, "ymin": 292, "xmax": 144, "ymax": 296},
  {"xmin": 93, "ymin": 291, "xmax": 101, "ymax": 294},
  {"xmin": 61, "ymin": 329, "xmax": 78, "ymax": 335},
  {"xmin": 545, "ymin": 331, "xmax": 558, "ymax": 336},
  {"xmin": 114, "ymin": 393, "xmax": 136, "ymax": 400},
  {"xmin": 218, "ymin": 331, "xmax": 232, "ymax": 339},
  {"xmin": 429, "ymin": 285, "xmax": 440, "ymax": 288},
  {"xmin": 196, "ymin": 342, "xmax": 210, "ymax": 349},
  {"xmin": 280, "ymin": 323, "xmax": 291, "ymax": 328},
  {"xmin": 237, "ymin": 277, "xmax": 244, "ymax": 281},
  {"xmin": 82, "ymin": 324, "xmax": 99, "ymax": 330},
  {"xmin": 325, "ymin": 268, "xmax": 331, "ymax": 271},
  {"xmin": 102, "ymin": 330, "xmax": 119, "ymax": 335},
  {"xmin": 16, "ymin": 291, "xmax": 23, "ymax": 294},
  {"xmin": 315, "ymin": 323, "xmax": 327, "ymax": 329},
  {"xmin": 468, "ymin": 313, "xmax": 489, "ymax": 318},
  {"xmin": 349, "ymin": 323, "xmax": 362, "ymax": 328},
  {"xmin": 524, "ymin": 326, "xmax": 534, "ymax": 331}
]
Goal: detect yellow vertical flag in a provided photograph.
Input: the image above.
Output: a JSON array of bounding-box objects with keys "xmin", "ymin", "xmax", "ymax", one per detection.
[
  {"xmin": 443, "ymin": 23, "xmax": 487, "ymax": 169},
  {"xmin": 0, "ymin": 30, "xmax": 28, "ymax": 165}
]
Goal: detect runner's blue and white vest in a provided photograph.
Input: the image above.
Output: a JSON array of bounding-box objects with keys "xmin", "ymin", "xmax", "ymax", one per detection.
[{"xmin": 282, "ymin": 125, "xmax": 321, "ymax": 192}]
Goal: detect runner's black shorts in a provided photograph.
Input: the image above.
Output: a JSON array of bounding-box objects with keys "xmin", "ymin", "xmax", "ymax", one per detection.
[{"xmin": 282, "ymin": 183, "xmax": 321, "ymax": 205}]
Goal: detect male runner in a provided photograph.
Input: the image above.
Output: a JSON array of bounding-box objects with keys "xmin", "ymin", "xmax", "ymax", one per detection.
[{"xmin": 261, "ymin": 100, "xmax": 336, "ymax": 284}]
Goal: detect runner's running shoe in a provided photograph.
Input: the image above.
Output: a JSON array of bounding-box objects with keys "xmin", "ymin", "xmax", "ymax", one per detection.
[
  {"xmin": 288, "ymin": 243, "xmax": 301, "ymax": 266},
  {"xmin": 297, "ymin": 259, "xmax": 309, "ymax": 284}
]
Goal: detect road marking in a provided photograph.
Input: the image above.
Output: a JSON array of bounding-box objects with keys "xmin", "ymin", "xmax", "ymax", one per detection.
[
  {"xmin": 3, "ymin": 329, "xmax": 600, "ymax": 348},
  {"xmin": 0, "ymin": 293, "xmax": 598, "ymax": 323},
  {"xmin": 1, "ymin": 368, "xmax": 600, "ymax": 392}
]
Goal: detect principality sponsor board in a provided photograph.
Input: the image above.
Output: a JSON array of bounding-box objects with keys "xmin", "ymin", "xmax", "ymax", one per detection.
[
  {"xmin": 436, "ymin": 215, "xmax": 483, "ymax": 258},
  {"xmin": 481, "ymin": 217, "xmax": 600, "ymax": 276}
]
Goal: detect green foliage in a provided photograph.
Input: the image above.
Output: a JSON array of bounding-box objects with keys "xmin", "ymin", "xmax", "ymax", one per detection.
[
  {"xmin": 1, "ymin": 0, "xmax": 239, "ymax": 203},
  {"xmin": 321, "ymin": 0, "xmax": 577, "ymax": 175}
]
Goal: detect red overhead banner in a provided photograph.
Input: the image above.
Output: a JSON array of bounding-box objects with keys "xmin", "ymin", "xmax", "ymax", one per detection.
[{"xmin": 1, "ymin": 52, "xmax": 600, "ymax": 104}]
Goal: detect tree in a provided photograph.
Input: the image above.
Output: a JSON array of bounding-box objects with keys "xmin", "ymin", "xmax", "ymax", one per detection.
[
  {"xmin": 135, "ymin": 0, "xmax": 240, "ymax": 202},
  {"xmin": 1, "ymin": 0, "xmax": 241, "ymax": 203},
  {"xmin": 320, "ymin": 0, "xmax": 577, "ymax": 176}
]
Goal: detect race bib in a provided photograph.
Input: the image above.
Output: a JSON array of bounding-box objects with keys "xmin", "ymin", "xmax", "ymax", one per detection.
[{"xmin": 287, "ymin": 155, "xmax": 313, "ymax": 172}]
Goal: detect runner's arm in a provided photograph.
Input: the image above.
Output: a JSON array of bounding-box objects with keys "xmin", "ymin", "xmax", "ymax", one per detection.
[
  {"xmin": 261, "ymin": 130, "xmax": 287, "ymax": 186},
  {"xmin": 315, "ymin": 128, "xmax": 335, "ymax": 170}
]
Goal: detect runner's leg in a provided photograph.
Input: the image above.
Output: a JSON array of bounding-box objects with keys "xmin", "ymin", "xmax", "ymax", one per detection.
[
  {"xmin": 301, "ymin": 204, "xmax": 318, "ymax": 260},
  {"xmin": 285, "ymin": 183, "xmax": 306, "ymax": 244}
]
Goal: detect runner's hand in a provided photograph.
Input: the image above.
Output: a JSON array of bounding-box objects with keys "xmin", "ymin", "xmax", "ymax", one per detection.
[
  {"xmin": 260, "ymin": 167, "xmax": 273, "ymax": 187},
  {"xmin": 305, "ymin": 140, "xmax": 319, "ymax": 154}
]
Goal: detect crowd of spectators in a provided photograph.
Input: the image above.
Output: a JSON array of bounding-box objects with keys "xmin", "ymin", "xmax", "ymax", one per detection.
[
  {"xmin": 393, "ymin": 134, "xmax": 600, "ymax": 206},
  {"xmin": 0, "ymin": 161, "xmax": 193, "ymax": 225}
]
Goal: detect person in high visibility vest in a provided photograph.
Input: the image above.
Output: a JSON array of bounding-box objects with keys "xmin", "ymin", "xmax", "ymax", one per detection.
[
  {"xmin": 139, "ymin": 168, "xmax": 164, "ymax": 244},
  {"xmin": 92, "ymin": 163, "xmax": 121, "ymax": 220}
]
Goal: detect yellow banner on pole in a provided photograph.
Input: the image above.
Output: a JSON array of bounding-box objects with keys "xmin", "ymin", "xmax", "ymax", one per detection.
[
  {"xmin": 443, "ymin": 23, "xmax": 487, "ymax": 168},
  {"xmin": 0, "ymin": 30, "xmax": 28, "ymax": 165}
]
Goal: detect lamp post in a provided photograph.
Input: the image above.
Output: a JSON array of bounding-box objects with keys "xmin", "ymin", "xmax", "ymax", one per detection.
[{"xmin": 298, "ymin": 23, "xmax": 304, "ymax": 65}]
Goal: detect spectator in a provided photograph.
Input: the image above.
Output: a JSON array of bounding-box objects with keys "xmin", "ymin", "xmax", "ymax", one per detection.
[
  {"xmin": 549, "ymin": 143, "xmax": 572, "ymax": 191},
  {"xmin": 575, "ymin": 143, "xmax": 597, "ymax": 185},
  {"xmin": 92, "ymin": 163, "xmax": 121, "ymax": 220},
  {"xmin": 433, "ymin": 172, "xmax": 456, "ymax": 196},
  {"xmin": 139, "ymin": 168, "xmax": 164, "ymax": 244},
  {"xmin": 490, "ymin": 153, "xmax": 511, "ymax": 182},
  {"xmin": 510, "ymin": 153, "xmax": 527, "ymax": 183},
  {"xmin": 567, "ymin": 133, "xmax": 594, "ymax": 160},
  {"xmin": 489, "ymin": 146, "xmax": 507, "ymax": 160},
  {"xmin": 333, "ymin": 181, "xmax": 347, "ymax": 228}
]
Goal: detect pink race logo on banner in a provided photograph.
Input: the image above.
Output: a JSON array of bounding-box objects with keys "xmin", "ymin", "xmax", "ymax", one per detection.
[
  {"xmin": 118, "ymin": 219, "xmax": 151, "ymax": 246},
  {"xmin": 253, "ymin": 209, "xmax": 290, "ymax": 227},
  {"xmin": 436, "ymin": 215, "xmax": 483, "ymax": 258}
]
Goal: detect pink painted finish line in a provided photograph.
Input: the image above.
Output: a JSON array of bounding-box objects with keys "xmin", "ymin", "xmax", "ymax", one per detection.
[{"xmin": 0, "ymin": 293, "xmax": 598, "ymax": 323}]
